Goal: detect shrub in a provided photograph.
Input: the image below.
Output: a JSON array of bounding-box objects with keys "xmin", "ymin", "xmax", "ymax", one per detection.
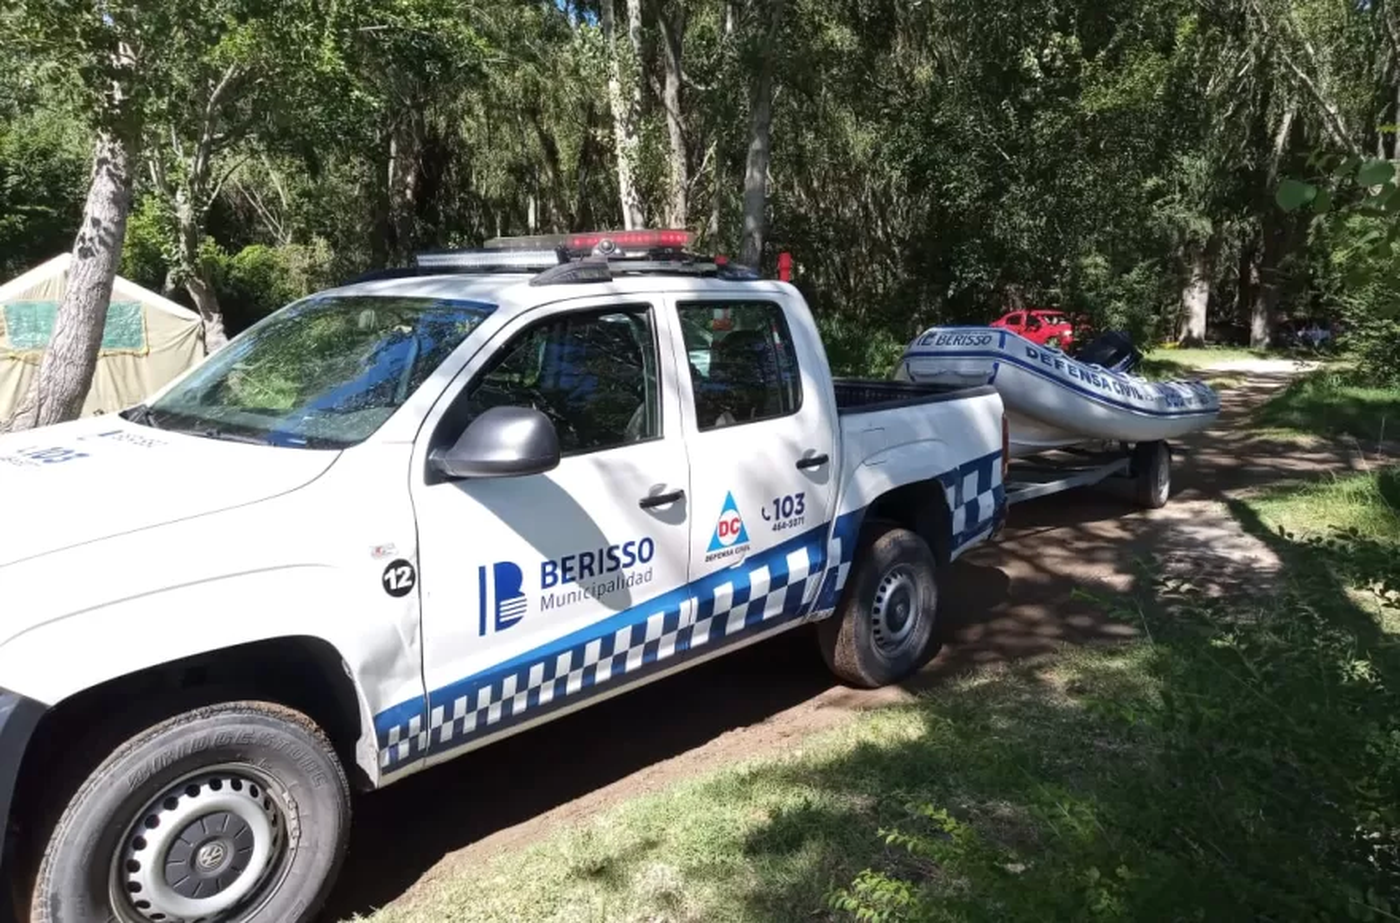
[{"xmin": 215, "ymin": 239, "xmax": 335, "ymax": 334}]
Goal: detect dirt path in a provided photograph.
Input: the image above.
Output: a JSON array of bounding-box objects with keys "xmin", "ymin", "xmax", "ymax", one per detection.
[{"xmin": 322, "ymin": 367, "xmax": 1370, "ymax": 922}]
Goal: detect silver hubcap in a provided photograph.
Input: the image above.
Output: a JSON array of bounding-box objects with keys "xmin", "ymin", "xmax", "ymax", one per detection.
[
  {"xmin": 871, "ymin": 564, "xmax": 922, "ymax": 656},
  {"xmin": 113, "ymin": 768, "xmax": 288, "ymax": 922}
]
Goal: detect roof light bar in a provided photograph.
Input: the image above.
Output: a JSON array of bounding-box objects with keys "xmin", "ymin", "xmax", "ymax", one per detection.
[
  {"xmin": 486, "ymin": 229, "xmax": 694, "ymax": 257},
  {"xmin": 416, "ymin": 249, "xmax": 563, "ymax": 271}
]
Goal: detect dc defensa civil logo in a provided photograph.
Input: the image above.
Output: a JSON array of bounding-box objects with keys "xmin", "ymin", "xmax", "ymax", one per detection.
[{"xmin": 705, "ymin": 491, "xmax": 750, "ymax": 563}]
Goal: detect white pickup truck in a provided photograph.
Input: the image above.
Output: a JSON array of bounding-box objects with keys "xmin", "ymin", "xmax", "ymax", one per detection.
[{"xmin": 0, "ymin": 231, "xmax": 1005, "ymax": 923}]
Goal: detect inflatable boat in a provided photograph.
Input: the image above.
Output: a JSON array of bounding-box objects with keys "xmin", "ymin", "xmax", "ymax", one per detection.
[{"xmin": 896, "ymin": 327, "xmax": 1220, "ymax": 457}]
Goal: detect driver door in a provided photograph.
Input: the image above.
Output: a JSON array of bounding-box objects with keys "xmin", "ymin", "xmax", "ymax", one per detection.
[{"xmin": 406, "ymin": 297, "xmax": 692, "ymax": 770}]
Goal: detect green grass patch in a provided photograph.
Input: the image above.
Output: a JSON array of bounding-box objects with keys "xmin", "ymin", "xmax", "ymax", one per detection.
[
  {"xmin": 1145, "ymin": 345, "xmax": 1271, "ymax": 367},
  {"xmin": 1254, "ymin": 371, "xmax": 1400, "ymax": 445},
  {"xmin": 1136, "ymin": 355, "xmax": 1247, "ymax": 389},
  {"xmin": 354, "ymin": 472, "xmax": 1400, "ymax": 923},
  {"xmin": 1249, "ymin": 466, "xmax": 1400, "ymax": 543}
]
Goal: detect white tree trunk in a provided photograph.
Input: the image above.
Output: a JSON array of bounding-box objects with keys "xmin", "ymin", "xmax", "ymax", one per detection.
[
  {"xmin": 3, "ymin": 133, "xmax": 135, "ymax": 432},
  {"xmin": 1178, "ymin": 236, "xmax": 1212, "ymax": 346},
  {"xmin": 174, "ymin": 190, "xmax": 227, "ymax": 352},
  {"xmin": 659, "ymin": 6, "xmax": 688, "ymax": 229},
  {"xmin": 602, "ymin": 0, "xmax": 645, "ymax": 229},
  {"xmin": 187, "ymin": 274, "xmax": 227, "ymax": 353},
  {"xmin": 740, "ymin": 0, "xmax": 786, "ymax": 268}
]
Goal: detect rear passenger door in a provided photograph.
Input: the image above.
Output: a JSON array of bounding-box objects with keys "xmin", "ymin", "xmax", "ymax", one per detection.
[{"xmin": 671, "ymin": 297, "xmax": 835, "ymax": 626}]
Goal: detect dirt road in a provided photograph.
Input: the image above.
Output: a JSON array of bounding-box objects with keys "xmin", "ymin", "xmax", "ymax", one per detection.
[{"xmin": 322, "ymin": 367, "xmax": 1370, "ymax": 921}]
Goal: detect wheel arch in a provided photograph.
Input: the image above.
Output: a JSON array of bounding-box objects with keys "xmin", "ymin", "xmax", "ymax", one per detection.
[
  {"xmin": 863, "ymin": 478, "xmax": 953, "ymax": 565},
  {"xmin": 10, "ymin": 635, "xmax": 376, "ymax": 851}
]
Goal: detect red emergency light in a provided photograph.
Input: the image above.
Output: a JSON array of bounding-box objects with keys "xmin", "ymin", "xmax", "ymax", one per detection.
[
  {"xmin": 777, "ymin": 251, "xmax": 792, "ymax": 281},
  {"xmin": 486, "ymin": 229, "xmax": 694, "ymax": 257}
]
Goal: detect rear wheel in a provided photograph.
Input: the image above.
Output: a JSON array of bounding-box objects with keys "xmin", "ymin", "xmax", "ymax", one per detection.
[
  {"xmin": 30, "ymin": 702, "xmax": 350, "ymax": 923},
  {"xmin": 819, "ymin": 525, "xmax": 940, "ymax": 688},
  {"xmin": 1133, "ymin": 440, "xmax": 1171, "ymax": 509}
]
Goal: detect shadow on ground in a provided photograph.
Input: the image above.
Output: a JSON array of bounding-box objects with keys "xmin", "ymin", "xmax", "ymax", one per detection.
[{"xmin": 322, "ymin": 370, "xmax": 1376, "ymax": 920}]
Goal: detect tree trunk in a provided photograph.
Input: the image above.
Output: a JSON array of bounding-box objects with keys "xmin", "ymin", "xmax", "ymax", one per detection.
[
  {"xmin": 1177, "ymin": 229, "xmax": 1217, "ymax": 347},
  {"xmin": 1248, "ymin": 97, "xmax": 1298, "ymax": 349},
  {"xmin": 3, "ymin": 132, "xmax": 135, "ymax": 432},
  {"xmin": 187, "ymin": 274, "xmax": 226, "ymax": 352},
  {"xmin": 1251, "ymin": 214, "xmax": 1296, "ymax": 349},
  {"xmin": 174, "ymin": 189, "xmax": 226, "ymax": 352},
  {"xmin": 740, "ymin": 0, "xmax": 786, "ymax": 268},
  {"xmin": 602, "ymin": 0, "xmax": 645, "ymax": 229},
  {"xmin": 387, "ymin": 121, "xmax": 420, "ymax": 262},
  {"xmin": 1237, "ymin": 235, "xmax": 1257, "ymax": 335},
  {"xmin": 659, "ymin": 4, "xmax": 688, "ymax": 228},
  {"xmin": 575, "ymin": 101, "xmax": 600, "ymax": 231}
]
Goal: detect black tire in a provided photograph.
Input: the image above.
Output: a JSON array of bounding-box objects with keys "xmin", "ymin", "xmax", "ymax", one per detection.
[
  {"xmin": 1133, "ymin": 440, "xmax": 1171, "ymax": 509},
  {"xmin": 818, "ymin": 525, "xmax": 940, "ymax": 688},
  {"xmin": 30, "ymin": 701, "xmax": 350, "ymax": 923}
]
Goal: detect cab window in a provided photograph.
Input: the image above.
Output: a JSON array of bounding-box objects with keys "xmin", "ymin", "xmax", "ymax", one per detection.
[
  {"xmin": 452, "ymin": 306, "xmax": 660, "ymax": 456},
  {"xmin": 678, "ymin": 301, "xmax": 801, "ymax": 431}
]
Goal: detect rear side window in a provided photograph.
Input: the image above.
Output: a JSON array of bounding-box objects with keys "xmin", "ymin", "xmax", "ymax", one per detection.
[
  {"xmin": 1006, "ymin": 313, "xmax": 1024, "ymax": 325},
  {"xmin": 678, "ymin": 301, "xmax": 801, "ymax": 431},
  {"xmin": 457, "ymin": 306, "xmax": 660, "ymax": 456}
]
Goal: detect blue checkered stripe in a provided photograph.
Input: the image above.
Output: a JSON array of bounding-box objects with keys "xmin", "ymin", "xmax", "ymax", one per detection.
[
  {"xmin": 375, "ymin": 523, "xmax": 830, "ymax": 771},
  {"xmin": 943, "ymin": 448, "xmax": 1005, "ymax": 549},
  {"xmin": 813, "ymin": 507, "xmax": 866, "ymax": 614}
]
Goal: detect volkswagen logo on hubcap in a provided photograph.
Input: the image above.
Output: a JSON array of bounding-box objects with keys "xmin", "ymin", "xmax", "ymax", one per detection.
[{"xmin": 196, "ymin": 841, "xmax": 228, "ymax": 871}]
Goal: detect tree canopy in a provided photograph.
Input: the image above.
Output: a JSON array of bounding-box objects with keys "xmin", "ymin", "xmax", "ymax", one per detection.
[{"xmin": 4, "ymin": 0, "xmax": 1400, "ymax": 386}]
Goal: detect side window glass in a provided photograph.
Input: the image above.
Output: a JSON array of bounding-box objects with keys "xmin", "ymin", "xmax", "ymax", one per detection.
[
  {"xmin": 678, "ymin": 301, "xmax": 802, "ymax": 431},
  {"xmin": 1007, "ymin": 313, "xmax": 1024, "ymax": 326},
  {"xmin": 460, "ymin": 307, "xmax": 659, "ymax": 455}
]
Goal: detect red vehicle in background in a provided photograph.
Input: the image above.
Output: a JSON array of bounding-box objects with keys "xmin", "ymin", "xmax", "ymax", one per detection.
[{"xmin": 991, "ymin": 309, "xmax": 1076, "ymax": 350}]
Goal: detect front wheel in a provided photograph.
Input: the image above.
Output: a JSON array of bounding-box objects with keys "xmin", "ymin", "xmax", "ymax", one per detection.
[
  {"xmin": 30, "ymin": 701, "xmax": 350, "ymax": 923},
  {"xmin": 819, "ymin": 525, "xmax": 940, "ymax": 688}
]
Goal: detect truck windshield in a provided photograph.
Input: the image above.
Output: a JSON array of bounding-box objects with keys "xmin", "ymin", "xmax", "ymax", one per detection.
[{"xmin": 142, "ymin": 295, "xmax": 493, "ymax": 448}]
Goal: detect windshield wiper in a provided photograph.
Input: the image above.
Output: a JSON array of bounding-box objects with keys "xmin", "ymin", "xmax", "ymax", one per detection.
[
  {"xmin": 190, "ymin": 427, "xmax": 274, "ymax": 446},
  {"xmin": 122, "ymin": 404, "xmax": 163, "ymax": 429}
]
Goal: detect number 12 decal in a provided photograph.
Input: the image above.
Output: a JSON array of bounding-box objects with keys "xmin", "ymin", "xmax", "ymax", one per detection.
[{"xmin": 381, "ymin": 559, "xmax": 417, "ymax": 597}]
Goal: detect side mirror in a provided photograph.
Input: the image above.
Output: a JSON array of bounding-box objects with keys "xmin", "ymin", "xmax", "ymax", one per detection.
[{"xmin": 429, "ymin": 406, "xmax": 561, "ymax": 480}]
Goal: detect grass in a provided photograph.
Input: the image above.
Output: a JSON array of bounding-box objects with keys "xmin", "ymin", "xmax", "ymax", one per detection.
[
  {"xmin": 1254, "ymin": 371, "xmax": 1400, "ymax": 446},
  {"xmin": 1135, "ymin": 355, "xmax": 1247, "ymax": 389},
  {"xmin": 351, "ymin": 467, "xmax": 1400, "ymax": 923},
  {"xmin": 1138, "ymin": 346, "xmax": 1302, "ymax": 389},
  {"xmin": 1145, "ymin": 345, "xmax": 1271, "ymax": 366}
]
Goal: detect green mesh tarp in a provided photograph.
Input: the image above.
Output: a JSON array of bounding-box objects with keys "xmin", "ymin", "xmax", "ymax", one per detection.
[{"xmin": 2, "ymin": 300, "xmax": 147, "ymax": 351}]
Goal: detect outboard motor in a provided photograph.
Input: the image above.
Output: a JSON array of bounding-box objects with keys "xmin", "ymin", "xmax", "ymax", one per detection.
[{"xmin": 1073, "ymin": 330, "xmax": 1142, "ymax": 374}]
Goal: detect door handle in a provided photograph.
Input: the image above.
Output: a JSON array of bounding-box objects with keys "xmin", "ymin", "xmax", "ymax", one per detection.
[
  {"xmin": 795, "ymin": 453, "xmax": 829, "ymax": 470},
  {"xmin": 639, "ymin": 489, "xmax": 686, "ymax": 509}
]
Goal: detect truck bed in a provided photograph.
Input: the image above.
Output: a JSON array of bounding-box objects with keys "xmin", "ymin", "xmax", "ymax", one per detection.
[{"xmin": 833, "ymin": 378, "xmax": 997, "ymax": 416}]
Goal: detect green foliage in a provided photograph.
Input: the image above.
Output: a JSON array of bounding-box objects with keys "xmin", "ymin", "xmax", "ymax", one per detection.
[
  {"xmin": 1255, "ymin": 370, "xmax": 1400, "ymax": 443},
  {"xmin": 205, "ymin": 240, "xmax": 335, "ymax": 333},
  {"xmin": 119, "ymin": 195, "xmax": 171, "ymax": 291},
  {"xmin": 0, "ymin": 72, "xmax": 89, "ymax": 277},
  {"xmin": 9, "ymin": 0, "xmax": 1400, "ymax": 364}
]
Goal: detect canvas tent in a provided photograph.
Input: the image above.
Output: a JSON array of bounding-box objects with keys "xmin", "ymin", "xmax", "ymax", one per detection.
[{"xmin": 0, "ymin": 254, "xmax": 205, "ymax": 423}]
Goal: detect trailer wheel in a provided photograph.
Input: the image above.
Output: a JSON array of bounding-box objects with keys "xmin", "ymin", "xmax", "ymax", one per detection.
[
  {"xmin": 29, "ymin": 701, "xmax": 350, "ymax": 923},
  {"xmin": 818, "ymin": 525, "xmax": 939, "ymax": 688},
  {"xmin": 1133, "ymin": 440, "xmax": 1171, "ymax": 509}
]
